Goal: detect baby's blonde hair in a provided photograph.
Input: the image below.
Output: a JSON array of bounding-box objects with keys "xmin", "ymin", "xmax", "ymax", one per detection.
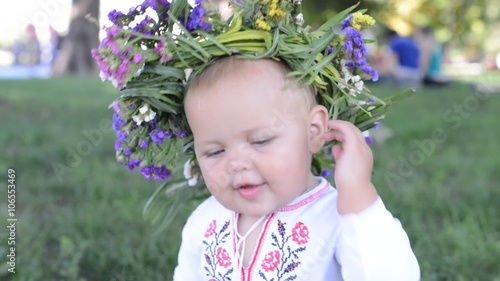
[{"xmin": 186, "ymin": 57, "xmax": 317, "ymax": 108}]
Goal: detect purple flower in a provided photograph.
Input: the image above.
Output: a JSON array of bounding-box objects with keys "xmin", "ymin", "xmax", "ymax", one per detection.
[
  {"xmin": 140, "ymin": 166, "xmax": 171, "ymax": 180},
  {"xmin": 150, "ymin": 129, "xmax": 172, "ymax": 145},
  {"xmin": 155, "ymin": 40, "xmax": 171, "ymax": 63},
  {"xmin": 132, "ymin": 15, "xmax": 156, "ymax": 36},
  {"xmin": 141, "ymin": 0, "xmax": 155, "ymax": 10},
  {"xmin": 160, "ymin": 0, "xmax": 171, "ymax": 9},
  {"xmin": 175, "ymin": 130, "xmax": 187, "ymax": 138},
  {"xmin": 124, "ymin": 148, "xmax": 132, "ymax": 156},
  {"xmin": 344, "ymin": 27, "xmax": 364, "ymax": 53},
  {"xmin": 341, "ymin": 15, "xmax": 352, "ymax": 30},
  {"xmin": 113, "ymin": 113, "xmax": 126, "ymax": 131},
  {"xmin": 106, "ymin": 25, "xmax": 122, "ymax": 38},
  {"xmin": 321, "ymin": 169, "xmax": 333, "ymax": 177},
  {"xmin": 128, "ymin": 6, "xmax": 143, "ymax": 17},
  {"xmin": 365, "ymin": 136, "xmax": 373, "ymax": 145},
  {"xmin": 361, "ymin": 65, "xmax": 379, "ymax": 81},
  {"xmin": 140, "ymin": 140, "xmax": 148, "ymax": 149},
  {"xmin": 345, "ymin": 61, "xmax": 355, "ymax": 68},
  {"xmin": 344, "ymin": 40, "xmax": 353, "ymax": 53},
  {"xmin": 141, "ymin": 0, "xmax": 170, "ymax": 11},
  {"xmin": 107, "ymin": 41, "xmax": 121, "ymax": 56},
  {"xmin": 116, "ymin": 131, "xmax": 127, "ymax": 141},
  {"xmin": 187, "ymin": 5, "xmax": 211, "ymax": 31},
  {"xmin": 108, "ymin": 9, "xmax": 125, "ymax": 24},
  {"xmin": 353, "ymin": 49, "xmax": 363, "ymax": 61},
  {"xmin": 373, "ymin": 121, "xmax": 381, "ymax": 130},
  {"xmin": 371, "ymin": 69, "xmax": 379, "ymax": 82},
  {"xmin": 133, "ymin": 53, "xmax": 144, "ymax": 64},
  {"xmin": 128, "ymin": 159, "xmax": 141, "ymax": 171},
  {"xmin": 111, "ymin": 101, "xmax": 121, "ymax": 114},
  {"xmin": 342, "ymin": 26, "xmax": 379, "ymax": 81},
  {"xmin": 327, "ymin": 46, "xmax": 335, "ymax": 54},
  {"xmin": 149, "ymin": 120, "xmax": 157, "ymax": 130},
  {"xmin": 199, "ymin": 21, "xmax": 211, "ymax": 32},
  {"xmin": 115, "ymin": 140, "xmax": 122, "ymax": 151}
]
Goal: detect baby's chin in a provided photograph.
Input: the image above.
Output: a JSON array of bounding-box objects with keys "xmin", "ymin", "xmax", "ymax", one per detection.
[{"xmin": 234, "ymin": 202, "xmax": 286, "ymax": 219}]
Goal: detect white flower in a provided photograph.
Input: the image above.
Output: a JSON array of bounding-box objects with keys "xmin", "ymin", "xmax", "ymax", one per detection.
[
  {"xmin": 99, "ymin": 71, "xmax": 107, "ymax": 81},
  {"xmin": 132, "ymin": 104, "xmax": 156, "ymax": 126},
  {"xmin": 183, "ymin": 68, "xmax": 193, "ymax": 85},
  {"xmin": 342, "ymin": 67, "xmax": 352, "ymax": 82},
  {"xmin": 111, "ymin": 77, "xmax": 119, "ymax": 88},
  {"xmin": 132, "ymin": 115, "xmax": 142, "ymax": 125},
  {"xmin": 295, "ymin": 13, "xmax": 304, "ymax": 25},
  {"xmin": 183, "ymin": 159, "xmax": 200, "ymax": 186},
  {"xmin": 341, "ymin": 72, "xmax": 364, "ymax": 96},
  {"xmin": 139, "ymin": 104, "xmax": 149, "ymax": 114},
  {"xmin": 352, "ymin": 75, "xmax": 364, "ymax": 92},
  {"xmin": 144, "ymin": 111, "xmax": 156, "ymax": 122},
  {"xmin": 362, "ymin": 130, "xmax": 370, "ymax": 138},
  {"xmin": 134, "ymin": 64, "xmax": 145, "ymax": 77}
]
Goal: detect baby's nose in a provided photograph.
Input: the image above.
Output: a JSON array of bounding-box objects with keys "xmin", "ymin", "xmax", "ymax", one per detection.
[
  {"xmin": 227, "ymin": 156, "xmax": 250, "ymax": 172},
  {"xmin": 227, "ymin": 145, "xmax": 254, "ymax": 172}
]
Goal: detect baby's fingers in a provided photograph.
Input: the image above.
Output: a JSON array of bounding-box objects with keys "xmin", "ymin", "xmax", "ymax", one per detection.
[{"xmin": 324, "ymin": 120, "xmax": 364, "ymax": 143}]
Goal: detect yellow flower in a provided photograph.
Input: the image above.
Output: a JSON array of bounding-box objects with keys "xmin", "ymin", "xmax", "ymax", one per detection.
[
  {"xmin": 268, "ymin": 0, "xmax": 285, "ymax": 19},
  {"xmin": 351, "ymin": 12, "xmax": 375, "ymax": 30},
  {"xmin": 256, "ymin": 16, "xmax": 271, "ymax": 31}
]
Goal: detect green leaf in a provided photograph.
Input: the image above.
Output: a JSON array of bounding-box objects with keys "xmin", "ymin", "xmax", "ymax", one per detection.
[
  {"xmin": 315, "ymin": 4, "xmax": 359, "ymax": 33},
  {"xmin": 143, "ymin": 65, "xmax": 185, "ymax": 79}
]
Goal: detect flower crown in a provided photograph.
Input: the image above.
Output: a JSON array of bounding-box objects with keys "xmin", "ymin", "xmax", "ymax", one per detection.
[{"xmin": 93, "ymin": 0, "xmax": 412, "ymax": 190}]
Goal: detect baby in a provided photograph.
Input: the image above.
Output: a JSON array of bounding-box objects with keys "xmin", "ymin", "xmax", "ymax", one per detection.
[{"xmin": 175, "ymin": 57, "xmax": 420, "ymax": 280}]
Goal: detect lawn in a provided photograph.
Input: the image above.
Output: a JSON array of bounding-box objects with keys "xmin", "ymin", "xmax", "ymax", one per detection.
[{"xmin": 0, "ymin": 75, "xmax": 499, "ymax": 281}]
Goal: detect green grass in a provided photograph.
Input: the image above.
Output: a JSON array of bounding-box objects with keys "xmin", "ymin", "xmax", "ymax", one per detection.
[{"xmin": 0, "ymin": 75, "xmax": 499, "ymax": 280}]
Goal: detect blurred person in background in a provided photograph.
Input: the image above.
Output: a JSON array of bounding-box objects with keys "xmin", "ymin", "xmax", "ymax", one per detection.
[
  {"xmin": 415, "ymin": 26, "xmax": 451, "ymax": 86},
  {"xmin": 12, "ymin": 24, "xmax": 41, "ymax": 66},
  {"xmin": 385, "ymin": 28, "xmax": 421, "ymax": 88}
]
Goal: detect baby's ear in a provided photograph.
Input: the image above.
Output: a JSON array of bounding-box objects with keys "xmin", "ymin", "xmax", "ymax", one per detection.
[{"xmin": 308, "ymin": 105, "xmax": 328, "ymax": 153}]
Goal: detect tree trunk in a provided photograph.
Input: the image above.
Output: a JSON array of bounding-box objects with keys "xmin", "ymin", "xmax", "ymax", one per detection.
[{"xmin": 53, "ymin": 0, "xmax": 100, "ymax": 76}]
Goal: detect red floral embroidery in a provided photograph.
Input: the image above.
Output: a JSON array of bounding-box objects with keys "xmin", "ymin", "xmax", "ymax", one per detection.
[
  {"xmin": 216, "ymin": 247, "xmax": 231, "ymax": 268},
  {"xmin": 291, "ymin": 222, "xmax": 309, "ymax": 245},
  {"xmin": 259, "ymin": 220, "xmax": 308, "ymax": 280},
  {"xmin": 205, "ymin": 219, "xmax": 217, "ymax": 238},
  {"xmin": 261, "ymin": 250, "xmax": 281, "ymax": 272}
]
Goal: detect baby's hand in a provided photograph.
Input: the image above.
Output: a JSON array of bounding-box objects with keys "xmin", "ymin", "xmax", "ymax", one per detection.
[{"xmin": 324, "ymin": 120, "xmax": 378, "ymax": 214}]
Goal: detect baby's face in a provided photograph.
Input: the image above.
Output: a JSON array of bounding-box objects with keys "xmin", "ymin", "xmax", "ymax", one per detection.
[{"xmin": 185, "ymin": 59, "xmax": 320, "ymax": 219}]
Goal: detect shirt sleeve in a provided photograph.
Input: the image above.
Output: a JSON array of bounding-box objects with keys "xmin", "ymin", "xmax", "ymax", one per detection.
[
  {"xmin": 173, "ymin": 198, "xmax": 212, "ymax": 280},
  {"xmin": 335, "ymin": 197, "xmax": 420, "ymax": 281}
]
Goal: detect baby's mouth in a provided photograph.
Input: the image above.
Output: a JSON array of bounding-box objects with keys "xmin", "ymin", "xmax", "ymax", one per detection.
[{"xmin": 236, "ymin": 183, "xmax": 264, "ymax": 200}]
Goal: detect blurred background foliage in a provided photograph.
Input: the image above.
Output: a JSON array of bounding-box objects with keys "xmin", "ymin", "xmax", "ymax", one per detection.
[{"xmin": 301, "ymin": 0, "xmax": 500, "ymax": 58}]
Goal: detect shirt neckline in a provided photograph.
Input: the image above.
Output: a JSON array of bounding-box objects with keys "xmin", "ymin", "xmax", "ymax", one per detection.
[{"xmin": 278, "ymin": 177, "xmax": 330, "ymax": 212}]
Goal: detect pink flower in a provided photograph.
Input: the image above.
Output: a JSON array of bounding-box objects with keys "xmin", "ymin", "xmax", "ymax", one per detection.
[
  {"xmin": 291, "ymin": 222, "xmax": 309, "ymax": 245},
  {"xmin": 204, "ymin": 220, "xmax": 216, "ymax": 238},
  {"xmin": 216, "ymin": 248, "xmax": 231, "ymax": 268},
  {"xmin": 261, "ymin": 250, "xmax": 280, "ymax": 272}
]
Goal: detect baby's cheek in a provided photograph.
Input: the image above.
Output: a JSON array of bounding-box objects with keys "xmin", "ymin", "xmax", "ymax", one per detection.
[{"xmin": 201, "ymin": 165, "xmax": 231, "ymax": 195}]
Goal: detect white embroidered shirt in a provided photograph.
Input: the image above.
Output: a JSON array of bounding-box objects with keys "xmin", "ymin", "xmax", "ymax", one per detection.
[{"xmin": 174, "ymin": 177, "xmax": 420, "ymax": 281}]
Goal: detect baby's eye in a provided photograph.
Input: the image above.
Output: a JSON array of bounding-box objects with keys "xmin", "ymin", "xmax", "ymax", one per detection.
[
  {"xmin": 206, "ymin": 149, "xmax": 224, "ymax": 157},
  {"xmin": 252, "ymin": 138, "xmax": 272, "ymax": 146}
]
